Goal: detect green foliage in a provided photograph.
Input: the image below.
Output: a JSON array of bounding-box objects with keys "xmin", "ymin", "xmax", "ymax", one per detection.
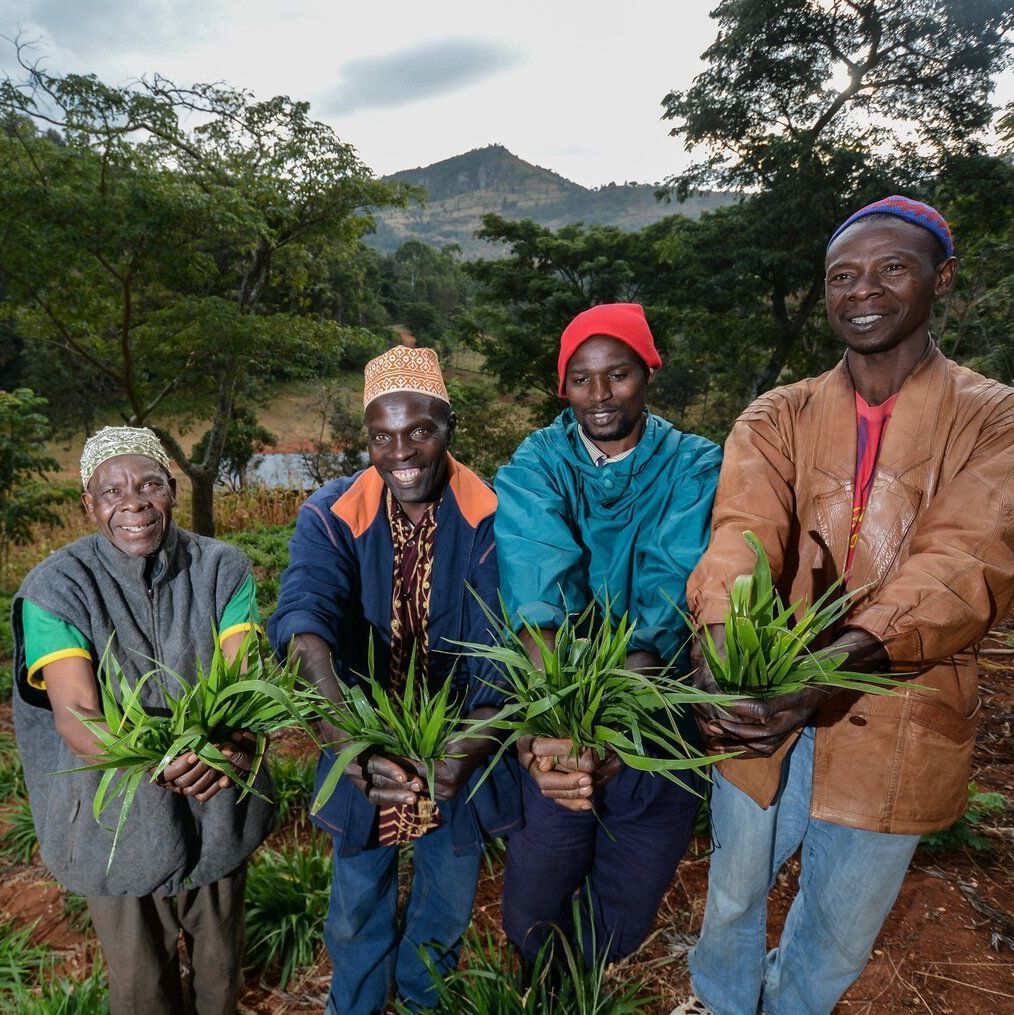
[
  {"xmin": 459, "ymin": 599, "xmax": 731, "ymax": 795},
  {"xmin": 657, "ymin": 0, "xmax": 1013, "ymax": 405},
  {"xmin": 689, "ymin": 532, "xmax": 907, "ymax": 698},
  {"xmin": 401, "ymin": 896, "xmax": 656, "ymax": 1013},
  {"xmin": 0, "ymin": 60, "xmax": 410, "ymax": 534},
  {"xmin": 312, "ymin": 649, "xmax": 470, "ymax": 812},
  {"xmin": 60, "ymin": 891, "xmax": 91, "ymax": 934},
  {"xmin": 244, "ymin": 833, "xmax": 330, "ymax": 989},
  {"xmin": 0, "ymin": 957, "xmax": 108, "ymax": 1014},
  {"xmin": 0, "ymin": 733, "xmax": 26, "ymax": 803},
  {"xmin": 0, "ymin": 796, "xmax": 38, "ymax": 863},
  {"xmin": 379, "ymin": 240, "xmax": 475, "ymax": 350},
  {"xmin": 218, "ymin": 523, "xmax": 295, "ymax": 619},
  {"xmin": 268, "ymin": 753, "xmax": 315, "ymax": 826},
  {"xmin": 0, "ymin": 921, "xmax": 48, "ymax": 991},
  {"xmin": 445, "ymin": 378, "xmax": 531, "ymax": 481},
  {"xmin": 192, "ymin": 405, "xmax": 277, "ymax": 492},
  {"xmin": 67, "ymin": 631, "xmax": 320, "ymax": 867},
  {"xmin": 0, "ymin": 389, "xmax": 71, "ymax": 584},
  {"xmin": 921, "ymin": 783, "xmax": 1007, "ymax": 854}
]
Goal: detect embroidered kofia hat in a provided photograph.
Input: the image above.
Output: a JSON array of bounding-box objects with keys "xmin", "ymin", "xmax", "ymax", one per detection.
[
  {"xmin": 827, "ymin": 196, "xmax": 954, "ymax": 258},
  {"xmin": 557, "ymin": 303, "xmax": 662, "ymax": 397},
  {"xmin": 80, "ymin": 426, "xmax": 172, "ymax": 489},
  {"xmin": 363, "ymin": 346, "xmax": 450, "ymax": 409}
]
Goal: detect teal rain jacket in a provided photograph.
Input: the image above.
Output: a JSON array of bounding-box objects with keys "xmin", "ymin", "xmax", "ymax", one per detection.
[{"xmin": 494, "ymin": 409, "xmax": 722, "ymax": 664}]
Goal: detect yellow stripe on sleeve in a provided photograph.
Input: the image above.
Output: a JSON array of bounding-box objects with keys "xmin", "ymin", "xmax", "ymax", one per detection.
[
  {"xmin": 26, "ymin": 647, "xmax": 93, "ymax": 690},
  {"xmin": 219, "ymin": 622, "xmax": 261, "ymax": 645}
]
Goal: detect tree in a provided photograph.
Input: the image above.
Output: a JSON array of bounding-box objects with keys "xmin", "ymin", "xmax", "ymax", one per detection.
[
  {"xmin": 0, "ymin": 388, "xmax": 70, "ymax": 583},
  {"xmin": 661, "ymin": 0, "xmax": 1013, "ymax": 401},
  {"xmin": 0, "ymin": 51, "xmax": 410, "ymax": 534},
  {"xmin": 463, "ymin": 214, "xmax": 690, "ymax": 422}
]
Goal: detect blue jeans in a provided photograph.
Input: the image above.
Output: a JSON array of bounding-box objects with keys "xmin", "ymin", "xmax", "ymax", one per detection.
[
  {"xmin": 323, "ymin": 824, "xmax": 482, "ymax": 1015},
  {"xmin": 689, "ymin": 727, "xmax": 919, "ymax": 1015},
  {"xmin": 503, "ymin": 764, "xmax": 702, "ymax": 964}
]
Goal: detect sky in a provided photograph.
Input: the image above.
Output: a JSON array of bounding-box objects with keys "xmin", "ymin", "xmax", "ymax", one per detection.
[{"xmin": 2, "ymin": 0, "xmax": 1012, "ymax": 190}]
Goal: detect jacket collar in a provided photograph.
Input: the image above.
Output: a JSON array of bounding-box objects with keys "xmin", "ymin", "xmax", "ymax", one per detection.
[{"xmin": 813, "ymin": 341, "xmax": 946, "ymax": 483}]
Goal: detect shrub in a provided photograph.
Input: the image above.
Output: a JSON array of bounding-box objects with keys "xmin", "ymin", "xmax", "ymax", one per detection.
[
  {"xmin": 0, "ymin": 957, "xmax": 108, "ymax": 1014},
  {"xmin": 0, "ymin": 921, "xmax": 48, "ymax": 991},
  {"xmin": 0, "ymin": 796, "xmax": 38, "ymax": 863},
  {"xmin": 268, "ymin": 753, "xmax": 315, "ymax": 826},
  {"xmin": 0, "ymin": 733, "xmax": 26, "ymax": 802},
  {"xmin": 921, "ymin": 783, "xmax": 1007, "ymax": 854},
  {"xmin": 244, "ymin": 833, "xmax": 331, "ymax": 989}
]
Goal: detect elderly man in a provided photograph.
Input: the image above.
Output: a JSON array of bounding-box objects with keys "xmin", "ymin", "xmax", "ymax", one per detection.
[
  {"xmin": 674, "ymin": 198, "xmax": 1014, "ymax": 1015},
  {"xmin": 494, "ymin": 303, "xmax": 723, "ymax": 963},
  {"xmin": 12, "ymin": 426, "xmax": 271, "ymax": 1015},
  {"xmin": 268, "ymin": 347, "xmax": 521, "ymax": 1015}
]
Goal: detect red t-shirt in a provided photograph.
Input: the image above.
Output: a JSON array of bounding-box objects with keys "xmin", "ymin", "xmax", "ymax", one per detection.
[{"xmin": 845, "ymin": 391, "xmax": 898, "ymax": 576}]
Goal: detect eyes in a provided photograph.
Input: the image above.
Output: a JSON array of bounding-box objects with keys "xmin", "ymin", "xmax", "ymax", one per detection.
[
  {"xmin": 569, "ymin": 370, "xmax": 631, "ymax": 386},
  {"xmin": 98, "ymin": 478, "xmax": 168, "ymax": 499},
  {"xmin": 369, "ymin": 427, "xmax": 438, "ymax": 445},
  {"xmin": 827, "ymin": 261, "xmax": 908, "ymax": 284}
]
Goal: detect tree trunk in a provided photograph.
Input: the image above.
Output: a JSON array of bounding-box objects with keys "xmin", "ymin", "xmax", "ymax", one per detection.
[{"xmin": 190, "ymin": 469, "xmax": 216, "ymax": 537}]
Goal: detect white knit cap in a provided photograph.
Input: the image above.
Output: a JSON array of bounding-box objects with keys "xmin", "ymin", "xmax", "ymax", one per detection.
[{"xmin": 80, "ymin": 426, "xmax": 172, "ymax": 490}]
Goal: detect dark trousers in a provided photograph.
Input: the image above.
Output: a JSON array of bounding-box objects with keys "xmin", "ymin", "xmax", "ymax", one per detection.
[
  {"xmin": 87, "ymin": 865, "xmax": 247, "ymax": 1015},
  {"xmin": 502, "ymin": 765, "xmax": 702, "ymax": 964}
]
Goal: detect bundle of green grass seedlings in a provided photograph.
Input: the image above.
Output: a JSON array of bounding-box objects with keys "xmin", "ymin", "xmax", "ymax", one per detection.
[
  {"xmin": 311, "ymin": 643, "xmax": 473, "ymax": 815},
  {"xmin": 690, "ymin": 531, "xmax": 908, "ymax": 698},
  {"xmin": 457, "ymin": 597, "xmax": 731, "ymax": 794},
  {"xmin": 69, "ymin": 630, "xmax": 321, "ymax": 868}
]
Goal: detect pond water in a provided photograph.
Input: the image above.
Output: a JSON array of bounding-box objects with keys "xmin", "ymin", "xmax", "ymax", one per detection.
[{"xmin": 227, "ymin": 451, "xmax": 368, "ymax": 490}]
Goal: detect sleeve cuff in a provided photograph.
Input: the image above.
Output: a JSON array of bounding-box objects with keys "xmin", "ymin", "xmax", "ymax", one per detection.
[{"xmin": 513, "ymin": 600, "xmax": 568, "ymax": 632}]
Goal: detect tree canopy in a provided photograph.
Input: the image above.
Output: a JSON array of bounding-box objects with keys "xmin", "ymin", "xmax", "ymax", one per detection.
[
  {"xmin": 0, "ymin": 53, "xmax": 410, "ymax": 533},
  {"xmin": 659, "ymin": 0, "xmax": 1013, "ymax": 401}
]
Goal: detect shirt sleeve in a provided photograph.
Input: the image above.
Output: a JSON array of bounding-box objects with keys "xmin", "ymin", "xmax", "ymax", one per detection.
[
  {"xmin": 267, "ymin": 496, "xmax": 356, "ymax": 657},
  {"xmin": 493, "ymin": 446, "xmax": 587, "ymax": 630},
  {"xmin": 21, "ymin": 600, "xmax": 93, "ymax": 690},
  {"xmin": 218, "ymin": 572, "xmax": 260, "ymax": 644}
]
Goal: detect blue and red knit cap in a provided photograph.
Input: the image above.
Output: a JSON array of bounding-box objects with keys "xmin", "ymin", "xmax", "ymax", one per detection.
[
  {"xmin": 827, "ymin": 196, "xmax": 954, "ymax": 259},
  {"xmin": 557, "ymin": 303, "xmax": 662, "ymax": 396}
]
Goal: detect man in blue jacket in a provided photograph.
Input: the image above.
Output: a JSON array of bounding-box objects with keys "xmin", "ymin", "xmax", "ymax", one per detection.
[
  {"xmin": 269, "ymin": 347, "xmax": 521, "ymax": 1014},
  {"xmin": 495, "ymin": 303, "xmax": 722, "ymax": 963}
]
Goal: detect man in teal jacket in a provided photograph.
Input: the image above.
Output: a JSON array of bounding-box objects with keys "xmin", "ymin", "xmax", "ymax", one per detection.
[{"xmin": 495, "ymin": 303, "xmax": 722, "ymax": 962}]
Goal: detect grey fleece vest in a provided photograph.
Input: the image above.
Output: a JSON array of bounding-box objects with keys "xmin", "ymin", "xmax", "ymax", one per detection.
[{"xmin": 12, "ymin": 524, "xmax": 275, "ymax": 897}]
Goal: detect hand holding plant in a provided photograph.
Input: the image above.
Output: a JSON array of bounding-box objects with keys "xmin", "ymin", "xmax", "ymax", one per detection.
[
  {"xmin": 457, "ymin": 598, "xmax": 735, "ymax": 807},
  {"xmin": 66, "ymin": 630, "xmax": 320, "ymax": 869},
  {"xmin": 687, "ymin": 531, "xmax": 904, "ymax": 757}
]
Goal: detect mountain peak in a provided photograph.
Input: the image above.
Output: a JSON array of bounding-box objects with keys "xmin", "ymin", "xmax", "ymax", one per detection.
[{"xmin": 372, "ymin": 147, "xmax": 733, "ymax": 258}]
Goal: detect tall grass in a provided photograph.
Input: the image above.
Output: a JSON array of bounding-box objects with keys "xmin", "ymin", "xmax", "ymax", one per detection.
[
  {"xmin": 0, "ymin": 957, "xmax": 108, "ymax": 1014},
  {"xmin": 397, "ymin": 895, "xmax": 656, "ymax": 1014},
  {"xmin": 459, "ymin": 599, "xmax": 731, "ymax": 795},
  {"xmin": 244, "ymin": 832, "xmax": 331, "ymax": 989},
  {"xmin": 688, "ymin": 531, "xmax": 908, "ymax": 698},
  {"xmin": 0, "ymin": 733, "xmax": 26, "ymax": 803},
  {"xmin": 268, "ymin": 753, "xmax": 316, "ymax": 826},
  {"xmin": 0, "ymin": 796, "xmax": 38, "ymax": 863},
  {"xmin": 0, "ymin": 921, "xmax": 48, "ymax": 990}
]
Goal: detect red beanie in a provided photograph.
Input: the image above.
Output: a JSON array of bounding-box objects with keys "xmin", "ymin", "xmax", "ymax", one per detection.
[{"xmin": 557, "ymin": 303, "xmax": 661, "ymax": 396}]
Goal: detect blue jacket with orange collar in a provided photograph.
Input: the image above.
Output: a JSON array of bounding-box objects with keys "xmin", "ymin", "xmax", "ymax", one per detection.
[{"xmin": 268, "ymin": 456, "xmax": 522, "ymax": 856}]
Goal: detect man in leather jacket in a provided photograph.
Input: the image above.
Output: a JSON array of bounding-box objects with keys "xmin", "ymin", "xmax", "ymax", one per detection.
[{"xmin": 674, "ymin": 197, "xmax": 1014, "ymax": 1015}]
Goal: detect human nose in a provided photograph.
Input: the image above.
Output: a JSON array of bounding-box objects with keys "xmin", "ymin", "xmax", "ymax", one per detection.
[
  {"xmin": 847, "ymin": 266, "xmax": 884, "ymax": 300},
  {"xmin": 589, "ymin": 375, "xmax": 611, "ymax": 403},
  {"xmin": 389, "ymin": 435, "xmax": 416, "ymax": 461}
]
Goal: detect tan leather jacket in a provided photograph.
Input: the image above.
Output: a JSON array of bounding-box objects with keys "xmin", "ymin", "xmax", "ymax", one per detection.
[{"xmin": 687, "ymin": 345, "xmax": 1014, "ymax": 834}]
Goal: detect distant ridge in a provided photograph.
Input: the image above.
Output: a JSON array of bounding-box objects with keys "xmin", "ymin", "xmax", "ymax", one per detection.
[{"xmin": 366, "ymin": 144, "xmax": 733, "ymax": 258}]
